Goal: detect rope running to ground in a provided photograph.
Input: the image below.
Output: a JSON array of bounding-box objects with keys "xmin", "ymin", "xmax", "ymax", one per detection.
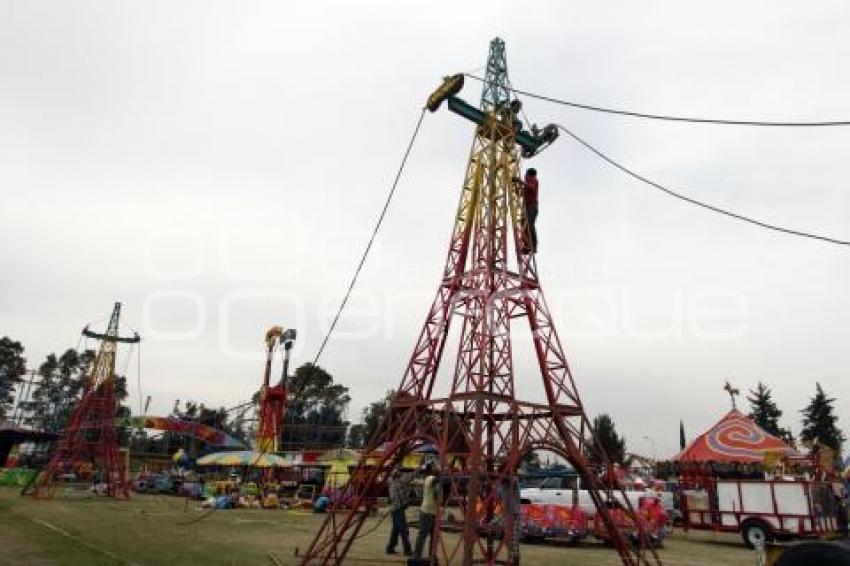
[
  {"xmin": 557, "ymin": 124, "xmax": 850, "ymax": 246},
  {"xmin": 466, "ymin": 74, "xmax": 850, "ymax": 127},
  {"xmin": 312, "ymin": 108, "xmax": 427, "ymax": 366}
]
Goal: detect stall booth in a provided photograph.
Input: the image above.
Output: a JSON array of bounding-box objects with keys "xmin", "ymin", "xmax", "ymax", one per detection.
[{"xmin": 0, "ymin": 422, "xmax": 59, "ymax": 488}]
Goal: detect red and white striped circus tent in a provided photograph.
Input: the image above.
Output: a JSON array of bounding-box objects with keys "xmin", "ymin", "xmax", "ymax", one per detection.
[{"xmin": 673, "ymin": 409, "xmax": 800, "ymax": 463}]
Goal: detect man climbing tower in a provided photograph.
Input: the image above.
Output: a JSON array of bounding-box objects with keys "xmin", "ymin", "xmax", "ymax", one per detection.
[{"xmin": 514, "ymin": 167, "xmax": 539, "ymax": 253}]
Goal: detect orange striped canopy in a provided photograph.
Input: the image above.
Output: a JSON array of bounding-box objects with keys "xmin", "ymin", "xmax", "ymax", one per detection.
[{"xmin": 673, "ymin": 409, "xmax": 800, "ymax": 463}]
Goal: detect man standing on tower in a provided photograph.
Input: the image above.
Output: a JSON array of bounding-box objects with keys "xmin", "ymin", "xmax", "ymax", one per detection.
[{"xmin": 514, "ymin": 168, "xmax": 539, "ymax": 253}]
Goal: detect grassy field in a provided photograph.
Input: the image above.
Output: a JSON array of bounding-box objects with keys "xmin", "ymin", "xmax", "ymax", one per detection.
[{"xmin": 0, "ymin": 486, "xmax": 756, "ymax": 565}]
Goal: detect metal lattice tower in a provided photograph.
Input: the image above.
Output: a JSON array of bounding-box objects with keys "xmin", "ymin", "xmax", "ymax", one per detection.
[
  {"xmin": 256, "ymin": 326, "xmax": 295, "ymax": 453},
  {"xmin": 480, "ymin": 38, "xmax": 511, "ymax": 111},
  {"xmin": 33, "ymin": 302, "xmax": 139, "ymax": 499},
  {"xmin": 301, "ymin": 39, "xmax": 660, "ymax": 565}
]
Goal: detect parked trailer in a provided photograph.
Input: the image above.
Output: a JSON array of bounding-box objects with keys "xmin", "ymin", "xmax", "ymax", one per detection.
[{"xmin": 679, "ymin": 479, "xmax": 840, "ymax": 548}]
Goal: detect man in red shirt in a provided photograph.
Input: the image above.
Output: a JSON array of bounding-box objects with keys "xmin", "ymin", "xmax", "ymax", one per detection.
[{"xmin": 514, "ymin": 168, "xmax": 539, "ymax": 253}]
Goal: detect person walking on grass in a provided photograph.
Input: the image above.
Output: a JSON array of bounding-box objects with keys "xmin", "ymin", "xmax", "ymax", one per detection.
[
  {"xmin": 412, "ymin": 462, "xmax": 439, "ymax": 563},
  {"xmin": 386, "ymin": 469, "xmax": 413, "ymax": 555}
]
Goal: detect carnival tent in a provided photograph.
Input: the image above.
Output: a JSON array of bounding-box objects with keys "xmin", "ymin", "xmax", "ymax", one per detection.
[
  {"xmin": 196, "ymin": 450, "xmax": 289, "ymax": 468},
  {"xmin": 672, "ymin": 409, "xmax": 800, "ymax": 463}
]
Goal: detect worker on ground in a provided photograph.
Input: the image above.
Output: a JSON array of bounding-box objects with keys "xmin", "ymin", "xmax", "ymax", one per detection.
[
  {"xmin": 502, "ymin": 477, "xmax": 521, "ymax": 563},
  {"xmin": 385, "ymin": 469, "xmax": 413, "ymax": 556},
  {"xmin": 513, "ymin": 168, "xmax": 539, "ymax": 253},
  {"xmin": 412, "ymin": 462, "xmax": 439, "ymax": 563}
]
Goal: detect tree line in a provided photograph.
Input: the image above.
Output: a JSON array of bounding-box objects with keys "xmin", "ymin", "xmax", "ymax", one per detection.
[
  {"xmin": 3, "ymin": 335, "xmax": 844, "ymax": 460},
  {"xmin": 588, "ymin": 380, "xmax": 846, "ymax": 466},
  {"xmin": 0, "ymin": 336, "xmax": 132, "ymax": 433},
  {"xmin": 0, "ymin": 335, "xmax": 356, "ymax": 453}
]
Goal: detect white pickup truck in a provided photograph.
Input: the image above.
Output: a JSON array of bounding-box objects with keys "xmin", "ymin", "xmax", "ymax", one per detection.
[{"xmin": 520, "ymin": 476, "xmax": 669, "ymax": 518}]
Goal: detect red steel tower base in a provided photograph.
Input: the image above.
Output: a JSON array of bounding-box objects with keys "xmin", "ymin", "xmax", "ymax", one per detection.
[
  {"xmin": 32, "ymin": 302, "xmax": 138, "ymax": 499},
  {"xmin": 302, "ymin": 39, "xmax": 660, "ymax": 566}
]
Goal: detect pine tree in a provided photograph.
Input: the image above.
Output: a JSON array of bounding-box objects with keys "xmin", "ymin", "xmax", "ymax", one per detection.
[
  {"xmin": 24, "ymin": 349, "xmax": 96, "ymax": 432},
  {"xmin": 347, "ymin": 390, "xmax": 394, "ymax": 448},
  {"xmin": 800, "ymin": 382, "xmax": 845, "ymax": 455},
  {"xmin": 0, "ymin": 337, "xmax": 27, "ymax": 419},
  {"xmin": 54, "ymin": 349, "xmax": 95, "ymax": 429},
  {"xmin": 281, "ymin": 363, "xmax": 351, "ymax": 450},
  {"xmin": 24, "ymin": 354, "xmax": 60, "ymax": 430},
  {"xmin": 588, "ymin": 413, "xmax": 627, "ymax": 465},
  {"xmin": 747, "ymin": 382, "xmax": 784, "ymax": 436}
]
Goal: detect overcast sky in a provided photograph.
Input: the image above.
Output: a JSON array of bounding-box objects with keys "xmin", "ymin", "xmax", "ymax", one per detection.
[{"xmin": 2, "ymin": 1, "xmax": 848, "ymax": 459}]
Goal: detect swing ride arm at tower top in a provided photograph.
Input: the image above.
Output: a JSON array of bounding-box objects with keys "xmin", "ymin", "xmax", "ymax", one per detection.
[{"xmin": 426, "ymin": 73, "xmax": 559, "ymax": 158}]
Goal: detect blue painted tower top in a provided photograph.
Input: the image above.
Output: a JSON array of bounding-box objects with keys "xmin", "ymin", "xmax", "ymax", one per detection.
[{"xmin": 480, "ymin": 37, "xmax": 511, "ymax": 111}]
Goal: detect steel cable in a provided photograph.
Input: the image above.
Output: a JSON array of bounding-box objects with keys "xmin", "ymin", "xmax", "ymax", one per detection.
[
  {"xmin": 557, "ymin": 125, "xmax": 850, "ymax": 246},
  {"xmin": 313, "ymin": 108, "xmax": 427, "ymax": 365},
  {"xmin": 467, "ymin": 74, "xmax": 850, "ymax": 127}
]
